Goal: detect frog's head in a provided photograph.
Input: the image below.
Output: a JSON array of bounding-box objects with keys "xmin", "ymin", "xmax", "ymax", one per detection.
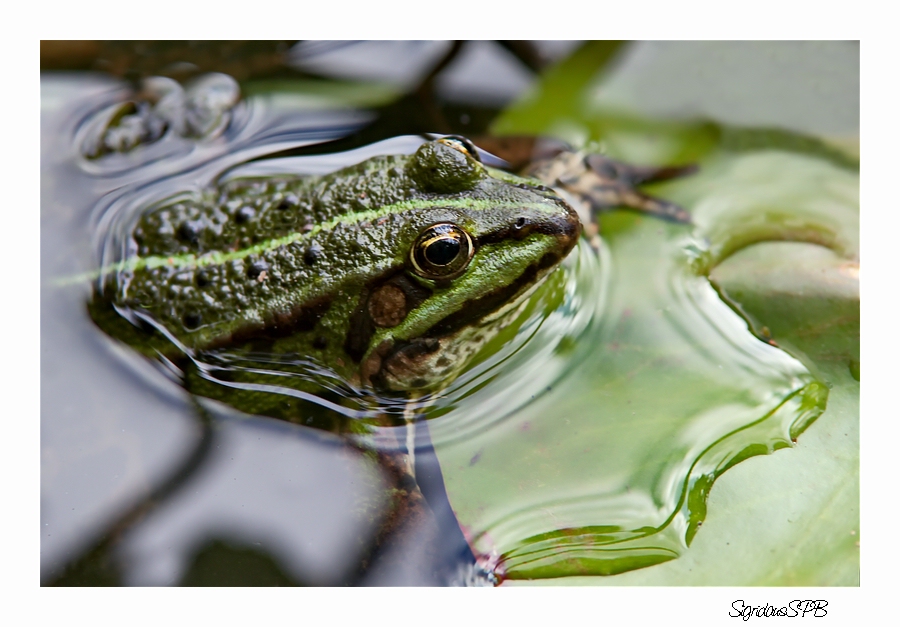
[{"xmin": 355, "ymin": 136, "xmax": 582, "ymax": 391}]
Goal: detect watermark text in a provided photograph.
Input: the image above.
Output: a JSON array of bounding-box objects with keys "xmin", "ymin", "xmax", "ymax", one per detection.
[{"xmin": 730, "ymin": 600, "xmax": 828, "ymax": 620}]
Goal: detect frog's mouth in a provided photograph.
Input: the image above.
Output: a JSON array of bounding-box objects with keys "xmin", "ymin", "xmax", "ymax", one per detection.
[{"xmin": 368, "ymin": 273, "xmax": 548, "ymax": 392}]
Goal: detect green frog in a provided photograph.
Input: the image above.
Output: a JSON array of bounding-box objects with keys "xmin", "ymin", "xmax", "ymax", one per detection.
[{"xmin": 90, "ymin": 135, "xmax": 691, "ymax": 422}]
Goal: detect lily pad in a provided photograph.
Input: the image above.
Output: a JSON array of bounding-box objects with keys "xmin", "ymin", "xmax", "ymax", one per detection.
[{"xmin": 513, "ymin": 238, "xmax": 859, "ymax": 586}]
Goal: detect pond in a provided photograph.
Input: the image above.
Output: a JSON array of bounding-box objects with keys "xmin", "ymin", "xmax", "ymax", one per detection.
[{"xmin": 40, "ymin": 41, "xmax": 859, "ymax": 586}]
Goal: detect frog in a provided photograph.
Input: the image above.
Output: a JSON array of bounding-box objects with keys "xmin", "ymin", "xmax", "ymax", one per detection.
[
  {"xmin": 90, "ymin": 137, "xmax": 580, "ymax": 401},
  {"xmin": 89, "ymin": 134, "xmax": 693, "ymax": 425}
]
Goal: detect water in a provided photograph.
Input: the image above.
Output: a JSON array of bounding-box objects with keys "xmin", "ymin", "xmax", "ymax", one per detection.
[{"xmin": 41, "ymin": 47, "xmax": 855, "ymax": 585}]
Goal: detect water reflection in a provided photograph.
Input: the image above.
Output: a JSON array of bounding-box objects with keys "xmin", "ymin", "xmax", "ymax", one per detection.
[{"xmin": 115, "ymin": 410, "xmax": 388, "ymax": 586}]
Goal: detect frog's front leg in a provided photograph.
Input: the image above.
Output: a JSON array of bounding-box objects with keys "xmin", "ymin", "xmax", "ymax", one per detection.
[
  {"xmin": 473, "ymin": 135, "xmax": 696, "ymax": 245},
  {"xmin": 545, "ymin": 152, "xmax": 697, "ymax": 224}
]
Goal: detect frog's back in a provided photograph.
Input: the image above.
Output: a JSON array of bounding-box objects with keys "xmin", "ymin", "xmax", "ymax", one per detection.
[{"xmin": 134, "ymin": 153, "xmax": 415, "ymax": 260}]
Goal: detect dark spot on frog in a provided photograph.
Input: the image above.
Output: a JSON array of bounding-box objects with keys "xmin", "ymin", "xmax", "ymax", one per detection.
[
  {"xmin": 247, "ymin": 260, "xmax": 269, "ymax": 280},
  {"xmin": 182, "ymin": 311, "xmax": 202, "ymax": 330},
  {"xmin": 469, "ymin": 449, "xmax": 483, "ymax": 466},
  {"xmin": 177, "ymin": 220, "xmax": 204, "ymax": 246},
  {"xmin": 277, "ymin": 194, "xmax": 298, "ymax": 210},
  {"xmin": 304, "ymin": 244, "xmax": 322, "ymax": 266},
  {"xmin": 195, "ymin": 270, "xmax": 210, "ymax": 287},
  {"xmin": 235, "ymin": 206, "xmax": 255, "ymax": 224}
]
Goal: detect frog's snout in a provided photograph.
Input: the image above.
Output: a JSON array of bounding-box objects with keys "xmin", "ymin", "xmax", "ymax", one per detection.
[
  {"xmin": 523, "ymin": 200, "xmax": 581, "ymax": 260},
  {"xmin": 552, "ymin": 203, "xmax": 583, "ymax": 257}
]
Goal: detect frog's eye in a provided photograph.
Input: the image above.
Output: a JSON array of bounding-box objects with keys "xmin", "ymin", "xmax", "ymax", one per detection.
[
  {"xmin": 410, "ymin": 223, "xmax": 474, "ymax": 280},
  {"xmin": 436, "ymin": 136, "xmax": 482, "ymax": 163}
]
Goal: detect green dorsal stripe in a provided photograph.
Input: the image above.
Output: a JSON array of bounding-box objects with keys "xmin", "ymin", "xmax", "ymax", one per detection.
[{"xmin": 52, "ymin": 198, "xmax": 559, "ymax": 286}]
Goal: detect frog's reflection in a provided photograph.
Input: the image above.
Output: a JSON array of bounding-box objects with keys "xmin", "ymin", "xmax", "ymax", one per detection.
[{"xmin": 46, "ymin": 400, "xmax": 481, "ymax": 586}]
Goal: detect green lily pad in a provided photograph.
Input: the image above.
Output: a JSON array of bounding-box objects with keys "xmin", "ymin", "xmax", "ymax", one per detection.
[{"xmin": 510, "ymin": 238, "xmax": 859, "ymax": 586}]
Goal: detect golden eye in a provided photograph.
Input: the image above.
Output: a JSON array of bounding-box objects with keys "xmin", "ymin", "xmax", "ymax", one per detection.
[
  {"xmin": 410, "ymin": 223, "xmax": 474, "ymax": 280},
  {"xmin": 436, "ymin": 136, "xmax": 482, "ymax": 162}
]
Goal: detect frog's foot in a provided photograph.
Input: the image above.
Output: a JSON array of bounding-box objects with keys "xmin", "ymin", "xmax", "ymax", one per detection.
[
  {"xmin": 584, "ymin": 154, "xmax": 698, "ymax": 188},
  {"xmin": 507, "ymin": 145, "xmax": 694, "ymax": 229},
  {"xmin": 551, "ymin": 152, "xmax": 696, "ymax": 225}
]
